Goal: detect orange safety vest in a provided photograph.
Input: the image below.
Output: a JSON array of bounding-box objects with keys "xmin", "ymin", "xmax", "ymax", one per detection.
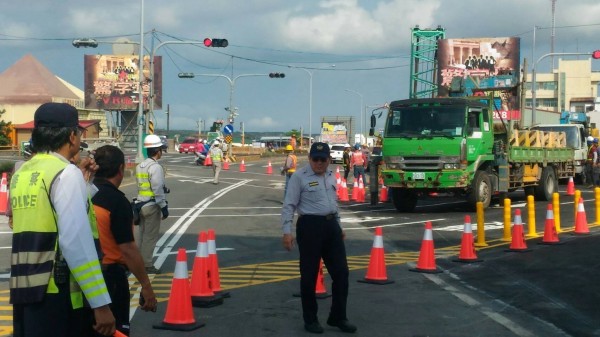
[{"xmin": 286, "ymin": 154, "xmax": 297, "ymax": 173}]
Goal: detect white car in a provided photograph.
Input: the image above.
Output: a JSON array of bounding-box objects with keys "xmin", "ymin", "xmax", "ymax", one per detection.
[{"xmin": 330, "ymin": 144, "xmax": 349, "ymax": 164}]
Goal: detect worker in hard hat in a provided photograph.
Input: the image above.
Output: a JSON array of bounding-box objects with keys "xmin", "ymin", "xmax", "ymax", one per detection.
[
  {"xmin": 281, "ymin": 144, "xmax": 297, "ymax": 196},
  {"xmin": 134, "ymin": 134, "xmax": 169, "ymax": 274},
  {"xmin": 210, "ymin": 140, "xmax": 224, "ymax": 185},
  {"xmin": 586, "ymin": 136, "xmax": 597, "ymax": 188},
  {"xmin": 342, "ymin": 144, "xmax": 352, "ymax": 181}
]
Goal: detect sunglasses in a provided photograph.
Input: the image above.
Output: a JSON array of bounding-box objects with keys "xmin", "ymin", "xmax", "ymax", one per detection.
[{"xmin": 311, "ymin": 157, "xmax": 329, "ymax": 163}]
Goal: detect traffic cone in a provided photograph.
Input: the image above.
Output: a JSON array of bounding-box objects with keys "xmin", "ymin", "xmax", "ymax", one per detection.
[
  {"xmin": 506, "ymin": 209, "xmax": 531, "ymax": 252},
  {"xmin": 207, "ymin": 229, "xmax": 230, "ymax": 298},
  {"xmin": 358, "ymin": 226, "xmax": 394, "ymax": 284},
  {"xmin": 153, "ymin": 248, "xmax": 204, "ymax": 331},
  {"xmin": 539, "ymin": 204, "xmax": 562, "ymax": 245},
  {"xmin": 339, "ymin": 179, "xmax": 349, "ymax": 202},
  {"xmin": 410, "ymin": 222, "xmax": 442, "ymax": 273},
  {"xmin": 0, "ymin": 172, "xmax": 7, "ymax": 215},
  {"xmin": 204, "ymin": 154, "xmax": 212, "ymax": 166},
  {"xmin": 315, "ymin": 259, "xmax": 331, "ymax": 299},
  {"xmin": 190, "ymin": 232, "xmax": 223, "ymax": 307},
  {"xmin": 574, "ymin": 197, "xmax": 591, "ymax": 235},
  {"xmin": 357, "ymin": 176, "xmax": 366, "ymax": 202},
  {"xmin": 266, "ymin": 161, "xmax": 273, "ymax": 174},
  {"xmin": 453, "ymin": 215, "xmax": 482, "ymax": 263},
  {"xmin": 239, "ymin": 159, "xmax": 246, "ymax": 172},
  {"xmin": 223, "ymin": 160, "xmax": 230, "ymax": 170},
  {"xmin": 114, "ymin": 331, "xmax": 127, "ymax": 337},
  {"xmin": 380, "ymin": 184, "xmax": 388, "ymax": 202},
  {"xmin": 335, "ymin": 166, "xmax": 341, "ymax": 180},
  {"xmin": 351, "ymin": 180, "xmax": 359, "ymax": 201},
  {"xmin": 566, "ymin": 176, "xmax": 575, "ymax": 196}
]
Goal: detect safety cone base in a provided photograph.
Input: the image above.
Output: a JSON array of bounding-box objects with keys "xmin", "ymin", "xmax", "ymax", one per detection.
[
  {"xmin": 191, "ymin": 294, "xmax": 224, "ymax": 308},
  {"xmin": 537, "ymin": 241, "xmax": 565, "ymax": 246},
  {"xmin": 452, "ymin": 257, "xmax": 483, "ymax": 263},
  {"xmin": 409, "ymin": 267, "xmax": 442, "ymax": 274},
  {"xmin": 292, "ymin": 292, "xmax": 332, "ymax": 299},
  {"xmin": 153, "ymin": 321, "xmax": 205, "ymax": 331},
  {"xmin": 215, "ymin": 290, "xmax": 231, "ymax": 298},
  {"xmin": 504, "ymin": 248, "xmax": 532, "ymax": 253},
  {"xmin": 357, "ymin": 278, "xmax": 394, "ymax": 285},
  {"xmin": 571, "ymin": 231, "xmax": 591, "ymax": 236}
]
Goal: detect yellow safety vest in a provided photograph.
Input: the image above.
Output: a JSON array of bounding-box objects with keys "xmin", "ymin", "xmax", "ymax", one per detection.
[
  {"xmin": 10, "ymin": 154, "xmax": 101, "ymax": 308},
  {"xmin": 288, "ymin": 154, "xmax": 297, "ymax": 173},
  {"xmin": 136, "ymin": 159, "xmax": 157, "ymax": 198}
]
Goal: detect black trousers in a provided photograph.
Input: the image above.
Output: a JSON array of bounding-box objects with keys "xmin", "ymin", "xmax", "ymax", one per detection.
[
  {"xmin": 102, "ymin": 264, "xmax": 131, "ymax": 336},
  {"xmin": 296, "ymin": 215, "xmax": 349, "ymax": 324}
]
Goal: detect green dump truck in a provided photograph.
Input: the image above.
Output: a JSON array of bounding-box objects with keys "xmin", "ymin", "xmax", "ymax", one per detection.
[{"xmin": 380, "ymin": 97, "xmax": 575, "ymax": 211}]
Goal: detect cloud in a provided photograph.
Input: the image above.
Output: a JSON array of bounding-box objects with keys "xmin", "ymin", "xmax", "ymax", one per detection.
[{"xmin": 245, "ymin": 116, "xmax": 280, "ymax": 130}]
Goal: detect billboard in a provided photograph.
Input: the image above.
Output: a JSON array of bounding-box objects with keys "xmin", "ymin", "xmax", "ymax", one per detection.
[
  {"xmin": 321, "ymin": 121, "xmax": 349, "ymax": 144},
  {"xmin": 437, "ymin": 37, "xmax": 521, "ymax": 119},
  {"xmin": 83, "ymin": 55, "xmax": 162, "ymax": 111}
]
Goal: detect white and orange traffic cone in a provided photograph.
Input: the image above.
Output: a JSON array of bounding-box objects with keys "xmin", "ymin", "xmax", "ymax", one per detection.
[
  {"xmin": 351, "ymin": 180, "xmax": 359, "ymax": 201},
  {"xmin": 335, "ymin": 166, "xmax": 341, "ymax": 180},
  {"xmin": 223, "ymin": 160, "xmax": 230, "ymax": 170},
  {"xmin": 379, "ymin": 184, "xmax": 388, "ymax": 203},
  {"xmin": 204, "ymin": 154, "xmax": 213, "ymax": 166},
  {"xmin": 574, "ymin": 197, "xmax": 591, "ymax": 235},
  {"xmin": 410, "ymin": 222, "xmax": 442, "ymax": 273},
  {"xmin": 153, "ymin": 248, "xmax": 205, "ymax": 331},
  {"xmin": 506, "ymin": 209, "xmax": 531, "ymax": 252},
  {"xmin": 339, "ymin": 179, "xmax": 350, "ymax": 202},
  {"xmin": 0, "ymin": 172, "xmax": 7, "ymax": 214},
  {"xmin": 539, "ymin": 204, "xmax": 561, "ymax": 245},
  {"xmin": 566, "ymin": 176, "xmax": 575, "ymax": 196},
  {"xmin": 454, "ymin": 215, "xmax": 482, "ymax": 263},
  {"xmin": 358, "ymin": 226, "xmax": 394, "ymax": 284},
  {"xmin": 239, "ymin": 159, "xmax": 246, "ymax": 172},
  {"xmin": 207, "ymin": 229, "xmax": 230, "ymax": 298},
  {"xmin": 266, "ymin": 161, "xmax": 273, "ymax": 174},
  {"xmin": 293, "ymin": 259, "xmax": 331, "ymax": 299},
  {"xmin": 190, "ymin": 232, "xmax": 223, "ymax": 307},
  {"xmin": 357, "ymin": 176, "xmax": 365, "ymax": 202}
]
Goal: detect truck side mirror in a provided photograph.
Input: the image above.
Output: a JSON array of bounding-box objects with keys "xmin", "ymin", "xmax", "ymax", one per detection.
[{"xmin": 370, "ymin": 114, "xmax": 376, "ymax": 128}]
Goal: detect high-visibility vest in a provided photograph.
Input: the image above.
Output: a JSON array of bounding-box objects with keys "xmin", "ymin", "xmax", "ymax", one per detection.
[
  {"xmin": 10, "ymin": 154, "xmax": 102, "ymax": 308},
  {"xmin": 210, "ymin": 147, "xmax": 223, "ymax": 161},
  {"xmin": 287, "ymin": 154, "xmax": 297, "ymax": 173},
  {"xmin": 136, "ymin": 159, "xmax": 158, "ymax": 198}
]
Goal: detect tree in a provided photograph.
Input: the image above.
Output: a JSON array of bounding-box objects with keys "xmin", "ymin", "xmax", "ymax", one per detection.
[
  {"xmin": 0, "ymin": 109, "xmax": 12, "ymax": 146},
  {"xmin": 285, "ymin": 129, "xmax": 299, "ymax": 137}
]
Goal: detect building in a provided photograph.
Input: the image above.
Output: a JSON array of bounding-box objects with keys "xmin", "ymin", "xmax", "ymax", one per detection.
[{"xmin": 524, "ymin": 58, "xmax": 600, "ymax": 125}]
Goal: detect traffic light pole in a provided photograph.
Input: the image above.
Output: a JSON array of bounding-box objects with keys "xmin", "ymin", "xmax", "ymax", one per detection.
[{"xmin": 136, "ymin": 0, "xmax": 145, "ymax": 164}]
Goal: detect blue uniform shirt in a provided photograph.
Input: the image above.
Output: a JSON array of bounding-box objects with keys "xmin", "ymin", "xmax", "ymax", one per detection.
[{"xmin": 281, "ymin": 164, "xmax": 340, "ymax": 234}]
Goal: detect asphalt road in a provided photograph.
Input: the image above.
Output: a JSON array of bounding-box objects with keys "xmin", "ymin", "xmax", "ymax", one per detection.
[{"xmin": 0, "ymin": 152, "xmax": 598, "ymax": 336}]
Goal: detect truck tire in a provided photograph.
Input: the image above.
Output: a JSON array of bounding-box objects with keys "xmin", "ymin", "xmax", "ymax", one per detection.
[
  {"xmin": 524, "ymin": 186, "xmax": 535, "ymax": 197},
  {"xmin": 535, "ymin": 167, "xmax": 557, "ymax": 201},
  {"xmin": 468, "ymin": 171, "xmax": 492, "ymax": 209},
  {"xmin": 391, "ymin": 188, "xmax": 418, "ymax": 212}
]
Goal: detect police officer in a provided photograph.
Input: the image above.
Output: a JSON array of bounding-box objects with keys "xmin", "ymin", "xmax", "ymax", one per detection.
[
  {"xmin": 135, "ymin": 134, "xmax": 169, "ymax": 274},
  {"xmin": 10, "ymin": 102, "xmax": 115, "ymax": 336},
  {"xmin": 281, "ymin": 142, "xmax": 357, "ymax": 334}
]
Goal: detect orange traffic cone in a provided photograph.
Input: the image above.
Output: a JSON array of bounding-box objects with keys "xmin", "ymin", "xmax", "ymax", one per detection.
[
  {"xmin": 566, "ymin": 177, "xmax": 575, "ymax": 196},
  {"xmin": 357, "ymin": 176, "xmax": 366, "ymax": 202},
  {"xmin": 207, "ymin": 229, "xmax": 230, "ymax": 298},
  {"xmin": 539, "ymin": 204, "xmax": 562, "ymax": 245},
  {"xmin": 239, "ymin": 159, "xmax": 246, "ymax": 172},
  {"xmin": 574, "ymin": 197, "xmax": 591, "ymax": 235},
  {"xmin": 358, "ymin": 227, "xmax": 394, "ymax": 284},
  {"xmin": 153, "ymin": 248, "xmax": 204, "ymax": 331},
  {"xmin": 0, "ymin": 172, "xmax": 7, "ymax": 215},
  {"xmin": 380, "ymin": 185, "xmax": 388, "ymax": 202},
  {"xmin": 315, "ymin": 259, "xmax": 331, "ymax": 299},
  {"xmin": 223, "ymin": 160, "xmax": 230, "ymax": 170},
  {"xmin": 266, "ymin": 161, "xmax": 273, "ymax": 174},
  {"xmin": 114, "ymin": 330, "xmax": 127, "ymax": 337},
  {"xmin": 335, "ymin": 166, "xmax": 341, "ymax": 180},
  {"xmin": 339, "ymin": 179, "xmax": 349, "ymax": 202},
  {"xmin": 351, "ymin": 180, "xmax": 359, "ymax": 201},
  {"xmin": 204, "ymin": 154, "xmax": 212, "ymax": 166},
  {"xmin": 410, "ymin": 222, "xmax": 441, "ymax": 273},
  {"xmin": 190, "ymin": 232, "xmax": 223, "ymax": 307},
  {"xmin": 506, "ymin": 209, "xmax": 531, "ymax": 252},
  {"xmin": 454, "ymin": 215, "xmax": 482, "ymax": 263}
]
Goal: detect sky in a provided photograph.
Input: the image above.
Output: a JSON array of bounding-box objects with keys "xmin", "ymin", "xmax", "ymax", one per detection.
[{"xmin": 1, "ymin": 0, "xmax": 600, "ymax": 136}]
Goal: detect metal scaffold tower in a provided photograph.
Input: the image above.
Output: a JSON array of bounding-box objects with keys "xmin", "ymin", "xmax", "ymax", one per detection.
[{"xmin": 409, "ymin": 25, "xmax": 445, "ymax": 99}]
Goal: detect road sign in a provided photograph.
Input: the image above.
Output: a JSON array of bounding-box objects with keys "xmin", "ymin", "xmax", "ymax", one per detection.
[
  {"xmin": 223, "ymin": 124, "xmax": 234, "ymax": 135},
  {"xmin": 224, "ymin": 135, "xmax": 233, "ymax": 144}
]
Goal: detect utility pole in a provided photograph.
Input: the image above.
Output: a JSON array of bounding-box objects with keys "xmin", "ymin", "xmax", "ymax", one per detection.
[
  {"xmin": 240, "ymin": 122, "xmax": 245, "ymax": 146},
  {"xmin": 166, "ymin": 104, "xmax": 170, "ymax": 135},
  {"xmin": 197, "ymin": 119, "xmax": 202, "ymax": 138}
]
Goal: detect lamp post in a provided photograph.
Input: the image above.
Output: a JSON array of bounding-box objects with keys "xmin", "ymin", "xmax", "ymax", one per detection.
[
  {"xmin": 136, "ymin": 0, "xmax": 145, "ymax": 163},
  {"xmin": 292, "ymin": 67, "xmax": 313, "ymax": 147},
  {"xmin": 344, "ymin": 89, "xmax": 364, "ymax": 144}
]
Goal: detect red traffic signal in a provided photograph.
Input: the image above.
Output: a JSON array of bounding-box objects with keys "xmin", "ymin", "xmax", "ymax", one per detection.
[
  {"xmin": 593, "ymin": 50, "xmax": 600, "ymax": 60},
  {"xmin": 269, "ymin": 73, "xmax": 285, "ymax": 78},
  {"xmin": 204, "ymin": 38, "xmax": 228, "ymax": 47}
]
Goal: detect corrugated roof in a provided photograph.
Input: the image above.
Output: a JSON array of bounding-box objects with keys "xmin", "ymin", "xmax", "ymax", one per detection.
[{"xmin": 0, "ymin": 54, "xmax": 80, "ymax": 104}]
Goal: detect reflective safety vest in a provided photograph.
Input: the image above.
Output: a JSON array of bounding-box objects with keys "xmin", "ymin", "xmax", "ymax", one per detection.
[
  {"xmin": 287, "ymin": 154, "xmax": 297, "ymax": 173},
  {"xmin": 588, "ymin": 145, "xmax": 597, "ymax": 161},
  {"xmin": 136, "ymin": 158, "xmax": 158, "ymax": 198},
  {"xmin": 10, "ymin": 154, "xmax": 101, "ymax": 308},
  {"xmin": 210, "ymin": 147, "xmax": 223, "ymax": 161}
]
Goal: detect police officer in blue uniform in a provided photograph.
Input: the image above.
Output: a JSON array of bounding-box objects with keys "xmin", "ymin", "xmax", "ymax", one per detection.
[{"xmin": 281, "ymin": 142, "xmax": 357, "ymax": 334}]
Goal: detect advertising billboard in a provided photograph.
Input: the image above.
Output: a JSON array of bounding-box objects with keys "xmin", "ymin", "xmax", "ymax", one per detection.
[
  {"xmin": 321, "ymin": 121, "xmax": 349, "ymax": 144},
  {"xmin": 83, "ymin": 55, "xmax": 162, "ymax": 111},
  {"xmin": 437, "ymin": 37, "xmax": 521, "ymax": 120}
]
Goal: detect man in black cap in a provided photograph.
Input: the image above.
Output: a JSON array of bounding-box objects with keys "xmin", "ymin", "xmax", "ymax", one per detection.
[
  {"xmin": 10, "ymin": 102, "xmax": 115, "ymax": 336},
  {"xmin": 281, "ymin": 142, "xmax": 356, "ymax": 334}
]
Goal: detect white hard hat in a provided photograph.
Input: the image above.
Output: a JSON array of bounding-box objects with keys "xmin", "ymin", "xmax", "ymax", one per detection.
[
  {"xmin": 143, "ymin": 134, "xmax": 163, "ymax": 149},
  {"xmin": 212, "ymin": 140, "xmax": 220, "ymax": 146},
  {"xmin": 588, "ymin": 136, "xmax": 595, "ymax": 142}
]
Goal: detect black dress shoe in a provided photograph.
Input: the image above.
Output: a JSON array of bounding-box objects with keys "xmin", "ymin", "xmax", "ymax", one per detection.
[
  {"xmin": 304, "ymin": 321, "xmax": 324, "ymax": 334},
  {"xmin": 326, "ymin": 318, "xmax": 357, "ymax": 333}
]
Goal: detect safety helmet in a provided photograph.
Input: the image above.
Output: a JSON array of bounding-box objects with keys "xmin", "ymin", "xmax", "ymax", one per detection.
[
  {"xmin": 143, "ymin": 134, "xmax": 163, "ymax": 149},
  {"xmin": 212, "ymin": 140, "xmax": 220, "ymax": 146},
  {"xmin": 594, "ymin": 138, "xmax": 599, "ymax": 144},
  {"xmin": 202, "ymin": 139, "xmax": 207, "ymax": 144},
  {"xmin": 587, "ymin": 136, "xmax": 594, "ymax": 142},
  {"xmin": 354, "ymin": 143, "xmax": 361, "ymax": 150},
  {"xmin": 285, "ymin": 145, "xmax": 293, "ymax": 151}
]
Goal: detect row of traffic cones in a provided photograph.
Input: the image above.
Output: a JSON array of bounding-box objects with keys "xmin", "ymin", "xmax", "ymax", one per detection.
[{"xmin": 153, "ymin": 229, "xmax": 229, "ymax": 332}]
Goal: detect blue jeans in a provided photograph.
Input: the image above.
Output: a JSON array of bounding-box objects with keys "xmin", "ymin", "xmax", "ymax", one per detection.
[{"xmin": 353, "ymin": 166, "xmax": 366, "ymax": 184}]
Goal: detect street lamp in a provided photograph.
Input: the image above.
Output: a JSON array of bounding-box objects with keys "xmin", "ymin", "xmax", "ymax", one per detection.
[{"xmin": 344, "ymin": 89, "xmax": 364, "ymax": 144}]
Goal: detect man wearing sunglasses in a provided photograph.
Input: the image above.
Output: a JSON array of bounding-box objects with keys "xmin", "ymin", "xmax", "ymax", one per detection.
[{"xmin": 281, "ymin": 142, "xmax": 356, "ymax": 334}]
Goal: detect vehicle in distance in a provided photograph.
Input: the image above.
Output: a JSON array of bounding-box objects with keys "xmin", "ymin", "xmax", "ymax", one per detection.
[
  {"xmin": 330, "ymin": 144, "xmax": 348, "ymax": 164},
  {"xmin": 178, "ymin": 137, "xmax": 201, "ymax": 154},
  {"xmin": 159, "ymin": 135, "xmax": 168, "ymax": 152}
]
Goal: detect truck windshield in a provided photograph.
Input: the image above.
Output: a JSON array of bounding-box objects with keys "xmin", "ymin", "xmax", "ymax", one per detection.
[{"xmin": 386, "ymin": 106, "xmax": 465, "ymax": 138}]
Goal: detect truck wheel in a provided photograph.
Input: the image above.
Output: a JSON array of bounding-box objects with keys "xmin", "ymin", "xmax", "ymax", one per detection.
[
  {"xmin": 468, "ymin": 171, "xmax": 491, "ymax": 209},
  {"xmin": 535, "ymin": 167, "xmax": 557, "ymax": 201},
  {"xmin": 391, "ymin": 188, "xmax": 418, "ymax": 212},
  {"xmin": 524, "ymin": 186, "xmax": 535, "ymax": 197}
]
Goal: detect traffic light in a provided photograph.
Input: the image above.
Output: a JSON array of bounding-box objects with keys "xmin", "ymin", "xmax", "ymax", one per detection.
[
  {"xmin": 203, "ymin": 38, "xmax": 228, "ymax": 47},
  {"xmin": 269, "ymin": 73, "xmax": 285, "ymax": 78},
  {"xmin": 593, "ymin": 50, "xmax": 600, "ymax": 59}
]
